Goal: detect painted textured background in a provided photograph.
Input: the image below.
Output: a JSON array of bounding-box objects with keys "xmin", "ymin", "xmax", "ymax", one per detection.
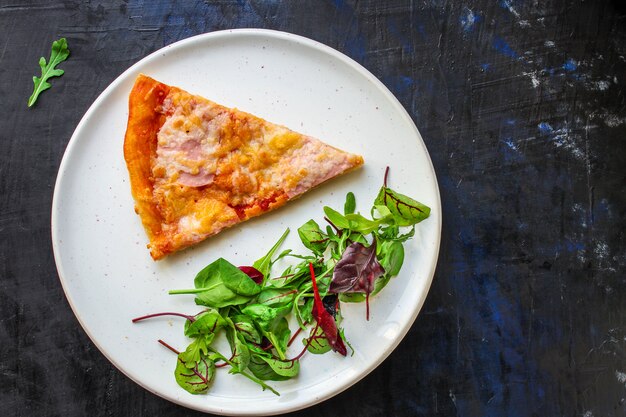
[{"xmin": 1, "ymin": 1, "xmax": 625, "ymax": 416}]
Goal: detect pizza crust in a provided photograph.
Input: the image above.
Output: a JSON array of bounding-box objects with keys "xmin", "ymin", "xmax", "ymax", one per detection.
[
  {"xmin": 123, "ymin": 76, "xmax": 173, "ymax": 259},
  {"xmin": 124, "ymin": 74, "xmax": 363, "ymax": 260}
]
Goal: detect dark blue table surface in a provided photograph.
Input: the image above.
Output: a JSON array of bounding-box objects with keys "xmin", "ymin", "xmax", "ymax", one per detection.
[{"xmin": 1, "ymin": 1, "xmax": 625, "ymax": 416}]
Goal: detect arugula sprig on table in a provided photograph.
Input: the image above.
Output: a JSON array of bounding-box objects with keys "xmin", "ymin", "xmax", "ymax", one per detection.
[
  {"xmin": 28, "ymin": 38, "xmax": 70, "ymax": 107},
  {"xmin": 132, "ymin": 168, "xmax": 431, "ymax": 395}
]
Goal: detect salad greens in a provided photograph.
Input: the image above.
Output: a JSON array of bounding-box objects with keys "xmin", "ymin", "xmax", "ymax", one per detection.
[
  {"xmin": 28, "ymin": 38, "xmax": 70, "ymax": 107},
  {"xmin": 132, "ymin": 168, "xmax": 431, "ymax": 395}
]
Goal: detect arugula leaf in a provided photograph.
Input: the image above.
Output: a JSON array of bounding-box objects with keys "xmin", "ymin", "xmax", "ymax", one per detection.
[
  {"xmin": 377, "ymin": 224, "xmax": 415, "ymax": 242},
  {"xmin": 174, "ymin": 353, "xmax": 215, "ymax": 394},
  {"xmin": 339, "ymin": 328, "xmax": 355, "ymax": 356},
  {"xmin": 269, "ymin": 256, "xmax": 320, "ymax": 289},
  {"xmin": 28, "ymin": 38, "xmax": 70, "ymax": 107},
  {"xmin": 267, "ymin": 265, "xmax": 298, "ymax": 288},
  {"xmin": 374, "ymin": 186, "xmax": 430, "ymax": 226},
  {"xmin": 233, "ymin": 336, "xmax": 251, "ymax": 371},
  {"xmin": 253, "ymin": 228, "xmax": 289, "ymax": 283}
]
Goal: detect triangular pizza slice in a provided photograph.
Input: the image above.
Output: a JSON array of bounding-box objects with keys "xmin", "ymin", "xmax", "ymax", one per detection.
[{"xmin": 124, "ymin": 74, "xmax": 363, "ymax": 260}]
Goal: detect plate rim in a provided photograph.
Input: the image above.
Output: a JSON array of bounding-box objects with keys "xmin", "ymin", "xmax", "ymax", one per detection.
[{"xmin": 51, "ymin": 28, "xmax": 442, "ymax": 415}]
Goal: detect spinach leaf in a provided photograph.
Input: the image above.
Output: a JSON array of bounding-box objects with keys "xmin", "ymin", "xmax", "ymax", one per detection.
[
  {"xmin": 174, "ymin": 353, "xmax": 215, "ymax": 394},
  {"xmin": 242, "ymin": 304, "xmax": 291, "ymax": 359},
  {"xmin": 241, "ymin": 304, "xmax": 280, "ymax": 331},
  {"xmin": 169, "ymin": 258, "xmax": 259, "ymax": 307},
  {"xmin": 344, "ymin": 213, "xmax": 380, "ymax": 234},
  {"xmin": 344, "ymin": 192, "xmax": 356, "ymax": 214},
  {"xmin": 215, "ymin": 259, "xmax": 262, "ymax": 296},
  {"xmin": 238, "ymin": 266, "xmax": 264, "ymax": 284},
  {"xmin": 374, "ymin": 186, "xmax": 430, "ymax": 226},
  {"xmin": 323, "ymin": 206, "xmax": 350, "ymax": 229}
]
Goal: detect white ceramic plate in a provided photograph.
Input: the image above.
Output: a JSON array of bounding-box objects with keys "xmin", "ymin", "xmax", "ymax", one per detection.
[{"xmin": 52, "ymin": 29, "xmax": 441, "ymax": 415}]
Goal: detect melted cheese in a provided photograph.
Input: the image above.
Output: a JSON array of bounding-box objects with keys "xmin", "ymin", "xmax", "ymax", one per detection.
[{"xmin": 150, "ymin": 88, "xmax": 363, "ymax": 247}]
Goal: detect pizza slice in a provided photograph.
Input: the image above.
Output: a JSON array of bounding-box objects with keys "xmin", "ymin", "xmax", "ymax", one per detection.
[{"xmin": 124, "ymin": 74, "xmax": 364, "ymax": 260}]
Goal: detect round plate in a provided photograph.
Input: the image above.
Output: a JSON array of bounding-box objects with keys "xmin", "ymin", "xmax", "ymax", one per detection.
[{"xmin": 52, "ymin": 29, "xmax": 441, "ymax": 415}]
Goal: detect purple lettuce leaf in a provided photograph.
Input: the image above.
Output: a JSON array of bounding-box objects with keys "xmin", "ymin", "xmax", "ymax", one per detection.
[{"xmin": 329, "ymin": 241, "xmax": 385, "ymax": 295}]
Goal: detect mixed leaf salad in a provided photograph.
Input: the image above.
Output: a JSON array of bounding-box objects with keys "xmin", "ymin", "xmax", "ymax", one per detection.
[{"xmin": 132, "ymin": 168, "xmax": 431, "ymax": 395}]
